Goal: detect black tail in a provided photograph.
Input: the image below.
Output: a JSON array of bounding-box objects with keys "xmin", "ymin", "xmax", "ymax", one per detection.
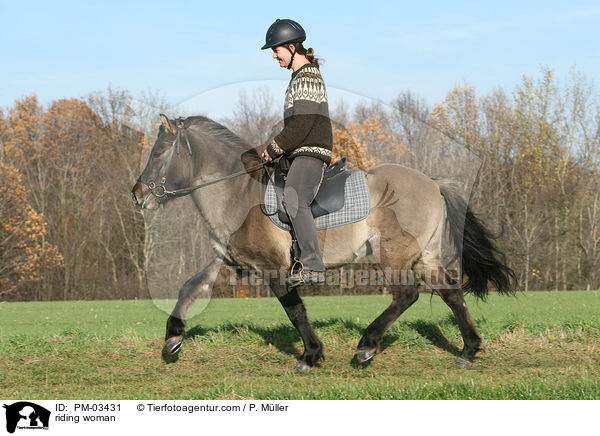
[{"xmin": 436, "ymin": 180, "xmax": 516, "ymax": 300}]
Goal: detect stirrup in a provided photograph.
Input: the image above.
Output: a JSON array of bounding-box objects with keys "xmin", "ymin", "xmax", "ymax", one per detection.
[
  {"xmin": 290, "ymin": 257, "xmax": 304, "ymax": 276},
  {"xmin": 287, "ymin": 260, "xmax": 325, "ymax": 288},
  {"xmin": 287, "ymin": 258, "xmax": 306, "ymax": 288}
]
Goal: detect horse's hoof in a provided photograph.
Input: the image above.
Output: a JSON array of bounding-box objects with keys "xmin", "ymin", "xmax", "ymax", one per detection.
[
  {"xmin": 355, "ymin": 349, "xmax": 376, "ymax": 363},
  {"xmin": 164, "ymin": 336, "xmax": 183, "ymax": 355},
  {"xmin": 294, "ymin": 361, "xmax": 312, "ymax": 371},
  {"xmin": 455, "ymin": 356, "xmax": 473, "ymax": 368}
]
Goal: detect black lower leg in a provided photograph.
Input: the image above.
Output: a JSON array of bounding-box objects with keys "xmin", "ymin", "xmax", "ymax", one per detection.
[
  {"xmin": 358, "ymin": 286, "xmax": 419, "ymax": 352},
  {"xmin": 278, "ymin": 288, "xmax": 323, "ymax": 366},
  {"xmin": 164, "ymin": 259, "xmax": 223, "ymax": 341},
  {"xmin": 438, "ymin": 288, "xmax": 483, "ymax": 361},
  {"xmin": 166, "ymin": 316, "xmax": 186, "ymax": 340}
]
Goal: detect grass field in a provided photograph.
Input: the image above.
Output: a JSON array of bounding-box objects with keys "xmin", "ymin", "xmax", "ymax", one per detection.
[{"xmin": 0, "ymin": 291, "xmax": 599, "ymax": 399}]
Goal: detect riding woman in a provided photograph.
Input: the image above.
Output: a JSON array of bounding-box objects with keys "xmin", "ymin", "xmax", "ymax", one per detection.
[{"xmin": 260, "ymin": 19, "xmax": 333, "ymax": 287}]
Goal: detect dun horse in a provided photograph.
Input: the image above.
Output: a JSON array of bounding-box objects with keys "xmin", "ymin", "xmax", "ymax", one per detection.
[{"xmin": 131, "ymin": 115, "xmax": 515, "ymax": 370}]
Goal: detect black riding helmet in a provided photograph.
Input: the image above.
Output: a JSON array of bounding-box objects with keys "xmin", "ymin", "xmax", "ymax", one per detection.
[{"xmin": 261, "ymin": 19, "xmax": 306, "ymax": 70}]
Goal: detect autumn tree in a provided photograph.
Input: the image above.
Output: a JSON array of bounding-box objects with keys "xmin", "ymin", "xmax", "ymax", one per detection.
[
  {"xmin": 3, "ymin": 95, "xmax": 58, "ymax": 296},
  {"xmin": 87, "ymin": 87, "xmax": 155, "ymax": 297},
  {"xmin": 0, "ymin": 163, "xmax": 62, "ymax": 299},
  {"xmin": 390, "ymin": 91, "xmax": 431, "ymax": 168},
  {"xmin": 565, "ymin": 71, "xmax": 600, "ymax": 289},
  {"xmin": 427, "ymin": 67, "xmax": 599, "ymax": 290},
  {"xmin": 34, "ymin": 99, "xmax": 110, "ymax": 298},
  {"xmin": 331, "ymin": 123, "xmax": 375, "ymax": 170},
  {"xmin": 4, "ymin": 96, "xmax": 46, "ymax": 211},
  {"xmin": 0, "ymin": 110, "xmax": 8, "ymax": 162}
]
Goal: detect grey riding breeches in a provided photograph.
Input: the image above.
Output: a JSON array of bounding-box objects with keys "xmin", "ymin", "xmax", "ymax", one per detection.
[{"xmin": 282, "ymin": 156, "xmax": 327, "ymax": 272}]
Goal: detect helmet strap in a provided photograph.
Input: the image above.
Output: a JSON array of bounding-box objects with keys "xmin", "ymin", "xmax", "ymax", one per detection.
[{"xmin": 284, "ymin": 43, "xmax": 296, "ymax": 70}]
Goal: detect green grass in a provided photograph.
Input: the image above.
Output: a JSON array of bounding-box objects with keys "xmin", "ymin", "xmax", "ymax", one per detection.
[{"xmin": 0, "ymin": 291, "xmax": 599, "ymax": 399}]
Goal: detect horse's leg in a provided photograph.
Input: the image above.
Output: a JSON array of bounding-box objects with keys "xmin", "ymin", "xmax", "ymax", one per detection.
[
  {"xmin": 355, "ymin": 284, "xmax": 419, "ymax": 363},
  {"xmin": 269, "ymin": 278, "xmax": 323, "ymax": 370},
  {"xmin": 355, "ymin": 203, "xmax": 423, "ymax": 363},
  {"xmin": 432, "ymin": 268, "xmax": 483, "ymax": 368},
  {"xmin": 164, "ymin": 257, "xmax": 224, "ymax": 356}
]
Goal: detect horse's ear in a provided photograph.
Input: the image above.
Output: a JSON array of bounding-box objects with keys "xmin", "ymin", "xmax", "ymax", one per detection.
[{"xmin": 159, "ymin": 114, "xmax": 175, "ymax": 134}]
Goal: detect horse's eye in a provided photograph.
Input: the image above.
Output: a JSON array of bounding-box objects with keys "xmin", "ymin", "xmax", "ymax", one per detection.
[{"xmin": 152, "ymin": 150, "xmax": 164, "ymax": 158}]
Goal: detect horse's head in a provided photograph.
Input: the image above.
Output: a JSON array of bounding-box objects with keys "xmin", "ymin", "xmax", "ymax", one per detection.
[{"xmin": 132, "ymin": 114, "xmax": 193, "ymax": 209}]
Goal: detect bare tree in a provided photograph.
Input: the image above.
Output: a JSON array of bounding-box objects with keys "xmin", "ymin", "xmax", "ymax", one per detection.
[{"xmin": 221, "ymin": 86, "xmax": 279, "ymax": 146}]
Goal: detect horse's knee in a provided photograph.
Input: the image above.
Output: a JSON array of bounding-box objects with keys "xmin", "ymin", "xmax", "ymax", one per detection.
[
  {"xmin": 406, "ymin": 286, "xmax": 419, "ymax": 303},
  {"xmin": 438, "ymin": 289, "xmax": 466, "ymax": 308},
  {"xmin": 392, "ymin": 286, "xmax": 419, "ymax": 306}
]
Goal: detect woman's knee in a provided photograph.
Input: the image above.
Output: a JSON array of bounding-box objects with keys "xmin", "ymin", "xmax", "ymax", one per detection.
[
  {"xmin": 282, "ymin": 186, "xmax": 299, "ymax": 215},
  {"xmin": 284, "ymin": 182, "xmax": 316, "ymax": 208}
]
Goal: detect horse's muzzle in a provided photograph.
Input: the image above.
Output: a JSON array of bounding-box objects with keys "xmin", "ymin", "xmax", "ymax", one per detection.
[{"xmin": 131, "ymin": 181, "xmax": 151, "ymax": 208}]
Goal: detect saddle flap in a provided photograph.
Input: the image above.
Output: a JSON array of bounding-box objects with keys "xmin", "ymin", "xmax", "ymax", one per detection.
[{"xmin": 311, "ymin": 168, "xmax": 350, "ymax": 216}]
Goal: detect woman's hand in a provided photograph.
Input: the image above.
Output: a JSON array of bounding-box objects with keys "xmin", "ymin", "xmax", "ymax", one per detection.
[{"xmin": 261, "ymin": 149, "xmax": 273, "ymax": 162}]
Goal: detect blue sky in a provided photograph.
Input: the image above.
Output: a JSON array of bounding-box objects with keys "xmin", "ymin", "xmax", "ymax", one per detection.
[{"xmin": 2, "ymin": 0, "xmax": 599, "ymax": 117}]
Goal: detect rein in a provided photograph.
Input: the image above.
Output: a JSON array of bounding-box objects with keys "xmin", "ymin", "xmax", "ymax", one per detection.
[
  {"xmin": 151, "ymin": 161, "xmax": 269, "ymax": 199},
  {"xmin": 144, "ymin": 119, "xmax": 275, "ymax": 206}
]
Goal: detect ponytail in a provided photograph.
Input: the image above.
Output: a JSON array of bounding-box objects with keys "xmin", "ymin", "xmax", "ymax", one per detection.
[{"xmin": 295, "ymin": 43, "xmax": 322, "ymax": 68}]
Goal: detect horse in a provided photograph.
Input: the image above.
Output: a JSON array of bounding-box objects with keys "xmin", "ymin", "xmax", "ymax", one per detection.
[{"xmin": 131, "ymin": 114, "xmax": 516, "ymax": 370}]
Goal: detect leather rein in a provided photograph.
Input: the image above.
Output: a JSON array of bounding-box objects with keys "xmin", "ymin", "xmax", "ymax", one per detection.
[{"xmin": 143, "ymin": 119, "xmax": 275, "ymax": 211}]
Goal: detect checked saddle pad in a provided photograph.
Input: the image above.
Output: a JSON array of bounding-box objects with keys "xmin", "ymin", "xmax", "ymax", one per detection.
[{"xmin": 263, "ymin": 161, "xmax": 371, "ymax": 231}]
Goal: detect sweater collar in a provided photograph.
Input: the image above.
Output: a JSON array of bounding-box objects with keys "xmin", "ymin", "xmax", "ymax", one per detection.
[{"xmin": 291, "ymin": 62, "xmax": 313, "ymax": 78}]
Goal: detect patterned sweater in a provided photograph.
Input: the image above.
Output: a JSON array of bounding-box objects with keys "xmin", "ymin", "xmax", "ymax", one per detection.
[{"xmin": 266, "ymin": 63, "xmax": 333, "ymax": 165}]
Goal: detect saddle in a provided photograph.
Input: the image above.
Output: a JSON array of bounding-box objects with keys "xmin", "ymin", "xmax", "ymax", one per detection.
[{"xmin": 272, "ymin": 156, "xmax": 351, "ymax": 225}]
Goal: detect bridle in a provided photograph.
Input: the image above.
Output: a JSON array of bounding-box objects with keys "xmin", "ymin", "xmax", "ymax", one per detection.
[
  {"xmin": 141, "ymin": 118, "xmax": 273, "ymax": 204},
  {"xmin": 143, "ymin": 118, "xmax": 191, "ymax": 198}
]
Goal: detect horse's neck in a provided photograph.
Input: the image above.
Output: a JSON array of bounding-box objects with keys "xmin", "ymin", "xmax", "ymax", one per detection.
[{"xmin": 191, "ymin": 168, "xmax": 260, "ymax": 242}]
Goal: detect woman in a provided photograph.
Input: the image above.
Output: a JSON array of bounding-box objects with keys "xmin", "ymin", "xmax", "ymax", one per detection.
[{"xmin": 261, "ymin": 18, "xmax": 333, "ymax": 287}]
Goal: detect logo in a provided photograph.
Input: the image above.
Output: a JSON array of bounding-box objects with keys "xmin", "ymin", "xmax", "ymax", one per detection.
[{"xmin": 3, "ymin": 402, "xmax": 51, "ymax": 434}]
